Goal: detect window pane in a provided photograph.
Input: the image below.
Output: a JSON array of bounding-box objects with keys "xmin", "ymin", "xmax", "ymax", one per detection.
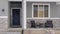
[
  {"xmin": 39, "ymin": 5, "xmax": 44, "ymax": 17},
  {"xmin": 34, "ymin": 5, "xmax": 38, "ymax": 17},
  {"xmin": 44, "ymin": 5, "xmax": 48, "ymax": 17}
]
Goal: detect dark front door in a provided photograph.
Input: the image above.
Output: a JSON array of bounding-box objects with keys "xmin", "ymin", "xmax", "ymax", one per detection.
[{"xmin": 12, "ymin": 8, "xmax": 20, "ymax": 28}]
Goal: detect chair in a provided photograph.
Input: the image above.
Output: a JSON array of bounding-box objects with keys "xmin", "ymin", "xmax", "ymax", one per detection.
[
  {"xmin": 45, "ymin": 20, "xmax": 53, "ymax": 28},
  {"xmin": 30, "ymin": 20, "xmax": 36, "ymax": 28}
]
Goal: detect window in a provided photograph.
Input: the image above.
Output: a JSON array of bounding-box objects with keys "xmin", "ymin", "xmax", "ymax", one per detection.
[{"xmin": 32, "ymin": 4, "xmax": 49, "ymax": 18}]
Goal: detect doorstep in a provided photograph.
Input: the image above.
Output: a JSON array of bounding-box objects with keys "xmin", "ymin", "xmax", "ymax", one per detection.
[{"xmin": 7, "ymin": 28, "xmax": 22, "ymax": 32}]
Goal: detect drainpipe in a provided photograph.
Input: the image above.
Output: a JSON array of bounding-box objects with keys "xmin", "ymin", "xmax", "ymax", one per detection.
[
  {"xmin": 22, "ymin": 0, "xmax": 26, "ymax": 29},
  {"xmin": 22, "ymin": 0, "xmax": 26, "ymax": 34}
]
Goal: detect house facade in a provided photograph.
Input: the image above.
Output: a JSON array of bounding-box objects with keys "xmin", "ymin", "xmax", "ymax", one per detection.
[{"xmin": 0, "ymin": 0, "xmax": 60, "ymax": 34}]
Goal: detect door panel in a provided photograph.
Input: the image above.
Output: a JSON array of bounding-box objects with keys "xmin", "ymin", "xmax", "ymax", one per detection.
[{"xmin": 11, "ymin": 8, "xmax": 20, "ymax": 28}]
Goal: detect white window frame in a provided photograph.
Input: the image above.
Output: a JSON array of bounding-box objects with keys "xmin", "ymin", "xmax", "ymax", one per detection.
[
  {"xmin": 32, "ymin": 3, "xmax": 50, "ymax": 19},
  {"xmin": 11, "ymin": 8, "xmax": 21, "ymax": 27}
]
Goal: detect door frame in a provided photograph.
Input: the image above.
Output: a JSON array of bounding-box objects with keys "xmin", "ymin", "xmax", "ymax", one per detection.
[{"xmin": 11, "ymin": 8, "xmax": 21, "ymax": 27}]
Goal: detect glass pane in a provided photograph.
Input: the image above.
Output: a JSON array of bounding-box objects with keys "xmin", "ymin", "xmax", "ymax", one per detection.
[
  {"xmin": 10, "ymin": 2, "xmax": 22, "ymax": 8},
  {"xmin": 39, "ymin": 5, "xmax": 44, "ymax": 17},
  {"xmin": 44, "ymin": 5, "xmax": 48, "ymax": 17},
  {"xmin": 34, "ymin": 5, "xmax": 38, "ymax": 17}
]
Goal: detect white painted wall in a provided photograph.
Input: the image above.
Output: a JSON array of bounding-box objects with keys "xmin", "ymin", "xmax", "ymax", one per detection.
[
  {"xmin": 8, "ymin": 0, "xmax": 60, "ymax": 2},
  {"xmin": 27, "ymin": 2, "xmax": 60, "ymax": 18},
  {"xmin": 26, "ymin": 0, "xmax": 60, "ymax": 2},
  {"xmin": 0, "ymin": 0, "xmax": 8, "ymax": 33},
  {"xmin": 8, "ymin": 0, "xmax": 22, "ymax": 1},
  {"xmin": 27, "ymin": 19, "xmax": 60, "ymax": 29},
  {"xmin": 0, "ymin": 0, "xmax": 8, "ymax": 16}
]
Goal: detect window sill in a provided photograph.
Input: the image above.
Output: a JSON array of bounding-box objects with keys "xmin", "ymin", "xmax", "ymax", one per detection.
[{"xmin": 27, "ymin": 18, "xmax": 60, "ymax": 19}]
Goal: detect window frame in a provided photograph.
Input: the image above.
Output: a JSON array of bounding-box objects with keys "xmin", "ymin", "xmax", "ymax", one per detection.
[{"xmin": 32, "ymin": 3, "xmax": 50, "ymax": 18}]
